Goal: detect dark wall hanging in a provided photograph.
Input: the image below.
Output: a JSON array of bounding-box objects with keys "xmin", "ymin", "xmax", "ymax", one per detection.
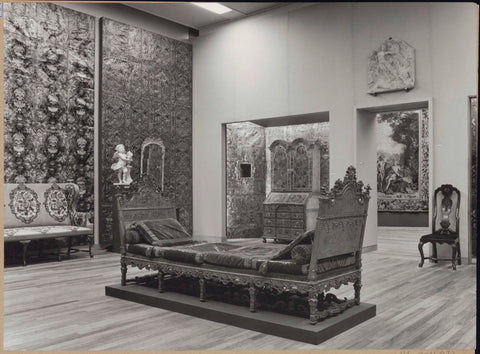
[
  {"xmin": 99, "ymin": 18, "xmax": 192, "ymax": 246},
  {"xmin": 4, "ymin": 2, "xmax": 95, "ymax": 213},
  {"xmin": 470, "ymin": 96, "xmax": 477, "ymax": 257}
]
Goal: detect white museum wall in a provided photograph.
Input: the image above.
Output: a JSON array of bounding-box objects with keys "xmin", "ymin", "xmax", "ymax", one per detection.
[
  {"xmin": 351, "ymin": 2, "xmax": 478, "ymax": 257},
  {"xmin": 192, "ymin": 2, "xmax": 478, "ymax": 254}
]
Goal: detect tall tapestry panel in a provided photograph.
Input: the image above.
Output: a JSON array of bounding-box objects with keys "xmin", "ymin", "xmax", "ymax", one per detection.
[
  {"xmin": 377, "ymin": 109, "xmax": 429, "ymax": 212},
  {"xmin": 470, "ymin": 97, "xmax": 477, "ymax": 257},
  {"xmin": 3, "ymin": 3, "xmax": 95, "ymax": 213},
  {"xmin": 100, "ymin": 18, "xmax": 192, "ymax": 245},
  {"xmin": 226, "ymin": 122, "xmax": 266, "ymax": 239}
]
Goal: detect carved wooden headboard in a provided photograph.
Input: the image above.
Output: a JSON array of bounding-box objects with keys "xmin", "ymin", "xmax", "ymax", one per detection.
[
  {"xmin": 112, "ymin": 181, "xmax": 176, "ymax": 254},
  {"xmin": 309, "ymin": 166, "xmax": 371, "ymax": 277}
]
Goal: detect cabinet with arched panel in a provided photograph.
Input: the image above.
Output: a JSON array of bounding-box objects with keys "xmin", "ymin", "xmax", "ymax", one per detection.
[{"xmin": 263, "ymin": 138, "xmax": 323, "ymax": 243}]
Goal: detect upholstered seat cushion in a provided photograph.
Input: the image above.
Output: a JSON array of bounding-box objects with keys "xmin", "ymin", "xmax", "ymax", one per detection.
[
  {"xmin": 260, "ymin": 253, "xmax": 356, "ymax": 275},
  {"xmin": 264, "ymin": 259, "xmax": 309, "ymax": 275},
  {"xmin": 420, "ymin": 233, "xmax": 458, "ymax": 243},
  {"xmin": 291, "ymin": 244, "xmax": 312, "ymax": 265},
  {"xmin": 4, "ymin": 225, "xmax": 91, "ymax": 242},
  {"xmin": 201, "ymin": 244, "xmax": 287, "ymax": 270}
]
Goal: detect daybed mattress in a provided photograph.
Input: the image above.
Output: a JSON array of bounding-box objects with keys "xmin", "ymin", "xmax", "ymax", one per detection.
[{"xmin": 125, "ymin": 242, "xmax": 356, "ymax": 276}]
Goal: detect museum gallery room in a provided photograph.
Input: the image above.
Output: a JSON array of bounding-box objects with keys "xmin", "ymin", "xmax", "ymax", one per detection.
[{"xmin": 2, "ymin": 1, "xmax": 478, "ymax": 351}]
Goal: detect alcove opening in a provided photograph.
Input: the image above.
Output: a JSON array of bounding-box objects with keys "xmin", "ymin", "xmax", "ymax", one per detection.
[{"xmin": 223, "ymin": 111, "xmax": 330, "ymax": 240}]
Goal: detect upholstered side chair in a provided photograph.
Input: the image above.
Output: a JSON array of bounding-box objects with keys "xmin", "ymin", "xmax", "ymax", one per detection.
[{"xmin": 418, "ymin": 184, "xmax": 461, "ymax": 270}]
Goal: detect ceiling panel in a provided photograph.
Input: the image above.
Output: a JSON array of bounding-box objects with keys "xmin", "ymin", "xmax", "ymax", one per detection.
[
  {"xmin": 220, "ymin": 3, "xmax": 282, "ymax": 15},
  {"xmin": 123, "ymin": 2, "xmax": 285, "ymax": 30}
]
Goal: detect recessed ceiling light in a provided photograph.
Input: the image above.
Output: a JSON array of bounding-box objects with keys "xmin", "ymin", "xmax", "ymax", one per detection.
[{"xmin": 191, "ymin": 3, "xmax": 232, "ymax": 15}]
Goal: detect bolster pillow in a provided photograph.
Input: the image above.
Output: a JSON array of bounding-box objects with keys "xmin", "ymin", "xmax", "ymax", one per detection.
[{"xmin": 291, "ymin": 244, "xmax": 313, "ymax": 265}]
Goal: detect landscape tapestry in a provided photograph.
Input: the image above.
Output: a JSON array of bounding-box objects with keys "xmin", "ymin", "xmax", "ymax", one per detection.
[
  {"xmin": 100, "ymin": 18, "xmax": 192, "ymax": 245},
  {"xmin": 377, "ymin": 109, "xmax": 429, "ymax": 212}
]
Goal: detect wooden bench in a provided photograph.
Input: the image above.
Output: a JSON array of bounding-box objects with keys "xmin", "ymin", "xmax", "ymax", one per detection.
[{"xmin": 4, "ymin": 182, "xmax": 93, "ymax": 266}]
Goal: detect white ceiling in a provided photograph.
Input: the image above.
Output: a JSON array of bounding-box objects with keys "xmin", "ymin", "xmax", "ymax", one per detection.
[{"xmin": 123, "ymin": 2, "xmax": 286, "ymax": 30}]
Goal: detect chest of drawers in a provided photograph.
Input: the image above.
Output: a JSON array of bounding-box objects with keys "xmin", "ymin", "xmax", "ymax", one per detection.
[{"xmin": 262, "ymin": 192, "xmax": 321, "ymax": 243}]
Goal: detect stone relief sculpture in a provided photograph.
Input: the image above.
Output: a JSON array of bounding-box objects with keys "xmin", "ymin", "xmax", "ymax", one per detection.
[
  {"xmin": 111, "ymin": 144, "xmax": 133, "ymax": 185},
  {"xmin": 367, "ymin": 38, "xmax": 415, "ymax": 95}
]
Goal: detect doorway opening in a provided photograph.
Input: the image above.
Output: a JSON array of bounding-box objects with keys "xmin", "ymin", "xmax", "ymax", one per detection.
[{"xmin": 356, "ymin": 100, "xmax": 433, "ymax": 258}]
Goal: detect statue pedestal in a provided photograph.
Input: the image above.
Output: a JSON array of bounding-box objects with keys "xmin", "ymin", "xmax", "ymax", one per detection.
[{"xmin": 113, "ymin": 183, "xmax": 132, "ymax": 187}]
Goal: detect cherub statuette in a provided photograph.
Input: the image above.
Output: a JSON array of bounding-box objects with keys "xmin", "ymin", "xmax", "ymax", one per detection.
[{"xmin": 111, "ymin": 144, "xmax": 133, "ymax": 185}]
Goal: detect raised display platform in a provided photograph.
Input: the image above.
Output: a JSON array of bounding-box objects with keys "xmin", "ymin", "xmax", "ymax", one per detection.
[{"xmin": 106, "ymin": 283, "xmax": 376, "ymax": 345}]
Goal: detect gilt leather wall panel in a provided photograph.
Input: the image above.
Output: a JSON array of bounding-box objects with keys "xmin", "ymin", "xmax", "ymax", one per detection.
[
  {"xmin": 226, "ymin": 122, "xmax": 266, "ymax": 239},
  {"xmin": 100, "ymin": 18, "xmax": 192, "ymax": 245},
  {"xmin": 3, "ymin": 3, "xmax": 95, "ymax": 213}
]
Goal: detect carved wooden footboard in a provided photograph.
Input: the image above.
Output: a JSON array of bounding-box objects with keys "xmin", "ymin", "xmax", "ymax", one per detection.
[{"xmin": 117, "ymin": 167, "xmax": 370, "ymax": 325}]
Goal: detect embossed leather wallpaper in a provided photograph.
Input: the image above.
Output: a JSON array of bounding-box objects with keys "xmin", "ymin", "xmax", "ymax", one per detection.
[
  {"xmin": 3, "ymin": 3, "xmax": 95, "ymax": 213},
  {"xmin": 100, "ymin": 18, "xmax": 192, "ymax": 245}
]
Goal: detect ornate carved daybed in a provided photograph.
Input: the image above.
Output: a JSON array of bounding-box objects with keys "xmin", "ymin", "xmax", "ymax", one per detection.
[{"xmin": 116, "ymin": 167, "xmax": 370, "ymax": 324}]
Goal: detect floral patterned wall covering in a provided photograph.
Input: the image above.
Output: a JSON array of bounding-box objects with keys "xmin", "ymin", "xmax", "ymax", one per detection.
[
  {"xmin": 226, "ymin": 122, "xmax": 266, "ymax": 239},
  {"xmin": 265, "ymin": 123, "xmax": 330, "ymax": 194},
  {"xmin": 100, "ymin": 18, "xmax": 192, "ymax": 245},
  {"xmin": 4, "ymin": 3, "xmax": 95, "ymax": 213}
]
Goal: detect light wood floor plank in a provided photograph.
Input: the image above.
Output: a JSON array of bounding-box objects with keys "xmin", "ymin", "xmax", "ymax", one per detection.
[{"xmin": 3, "ymin": 227, "xmax": 476, "ymax": 350}]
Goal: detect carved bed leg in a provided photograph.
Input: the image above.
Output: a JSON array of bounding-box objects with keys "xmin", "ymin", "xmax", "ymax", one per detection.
[
  {"xmin": 308, "ymin": 291, "xmax": 319, "ymax": 325},
  {"xmin": 88, "ymin": 235, "xmax": 94, "ymax": 258},
  {"xmin": 38, "ymin": 239, "xmax": 43, "ymax": 259},
  {"xmin": 67, "ymin": 237, "xmax": 72, "ymax": 256},
  {"xmin": 354, "ymin": 277, "xmax": 362, "ymax": 305},
  {"xmin": 457, "ymin": 241, "xmax": 461, "ymax": 265},
  {"xmin": 121, "ymin": 261, "xmax": 127, "ymax": 286},
  {"xmin": 418, "ymin": 241, "xmax": 425, "ymax": 267},
  {"xmin": 249, "ymin": 284, "xmax": 257, "ymax": 313},
  {"xmin": 451, "ymin": 244, "xmax": 457, "ymax": 270},
  {"xmin": 55, "ymin": 238, "xmax": 62, "ymax": 262},
  {"xmin": 20, "ymin": 240, "xmax": 31, "ymax": 267},
  {"xmin": 158, "ymin": 271, "xmax": 165, "ymax": 293},
  {"xmin": 432, "ymin": 242, "xmax": 438, "ymax": 263},
  {"xmin": 199, "ymin": 278, "xmax": 206, "ymax": 302}
]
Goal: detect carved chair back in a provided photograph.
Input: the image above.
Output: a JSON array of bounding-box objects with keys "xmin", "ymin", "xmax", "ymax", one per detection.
[
  {"xmin": 309, "ymin": 167, "xmax": 370, "ymax": 278},
  {"xmin": 432, "ymin": 184, "xmax": 460, "ymax": 235},
  {"xmin": 113, "ymin": 181, "xmax": 176, "ymax": 255}
]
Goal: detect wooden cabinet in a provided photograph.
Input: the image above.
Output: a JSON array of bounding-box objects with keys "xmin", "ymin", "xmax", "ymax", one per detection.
[{"xmin": 263, "ymin": 139, "xmax": 324, "ymax": 242}]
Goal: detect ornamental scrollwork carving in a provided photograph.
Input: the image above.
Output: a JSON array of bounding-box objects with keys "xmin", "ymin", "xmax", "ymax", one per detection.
[{"xmin": 9, "ymin": 183, "xmax": 41, "ymax": 224}]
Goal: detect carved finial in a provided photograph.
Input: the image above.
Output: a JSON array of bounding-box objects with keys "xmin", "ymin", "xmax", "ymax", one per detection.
[
  {"xmin": 343, "ymin": 165, "xmax": 357, "ymax": 183},
  {"xmin": 324, "ymin": 166, "xmax": 371, "ymax": 200}
]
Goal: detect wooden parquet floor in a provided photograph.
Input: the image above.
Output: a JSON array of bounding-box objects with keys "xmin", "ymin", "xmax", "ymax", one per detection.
[{"xmin": 3, "ymin": 228, "xmax": 476, "ymax": 350}]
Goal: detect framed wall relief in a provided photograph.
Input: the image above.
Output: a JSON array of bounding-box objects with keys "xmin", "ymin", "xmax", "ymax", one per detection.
[
  {"xmin": 377, "ymin": 109, "xmax": 429, "ymax": 212},
  {"xmin": 367, "ymin": 38, "xmax": 415, "ymax": 95}
]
